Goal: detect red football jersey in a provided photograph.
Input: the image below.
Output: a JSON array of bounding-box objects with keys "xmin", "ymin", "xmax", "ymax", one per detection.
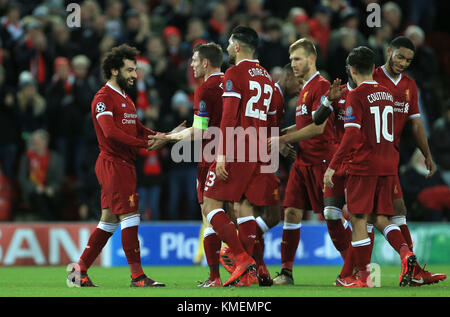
[
  {"xmin": 221, "ymin": 59, "xmax": 276, "ymax": 162},
  {"xmin": 92, "ymin": 83, "xmax": 147, "ymax": 165},
  {"xmin": 267, "ymin": 82, "xmax": 285, "ymax": 129},
  {"xmin": 295, "ymin": 71, "xmax": 334, "ymax": 165},
  {"xmin": 193, "ymin": 72, "xmax": 224, "ymax": 167},
  {"xmin": 331, "ymin": 83, "xmax": 352, "ymax": 142},
  {"xmin": 373, "ymin": 66, "xmax": 420, "ymax": 146},
  {"xmin": 343, "ymin": 81, "xmax": 399, "ymax": 175}
]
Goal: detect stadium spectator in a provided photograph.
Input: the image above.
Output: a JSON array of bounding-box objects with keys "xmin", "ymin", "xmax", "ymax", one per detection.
[
  {"xmin": 75, "ymin": 113, "xmax": 101, "ymax": 221},
  {"xmin": 405, "ymin": 24, "xmax": 441, "ymax": 133},
  {"xmin": 368, "ymin": 23, "xmax": 393, "ymax": 67},
  {"xmin": 430, "ymin": 100, "xmax": 450, "ymax": 172},
  {"xmin": 144, "ymin": 34, "xmax": 188, "ymax": 127},
  {"xmin": 308, "ymin": 4, "xmax": 332, "ymax": 58},
  {"xmin": 136, "ymin": 146, "xmax": 163, "ymax": 221},
  {"xmin": 292, "ymin": 13, "xmax": 310, "ymax": 40},
  {"xmin": 0, "ymin": 65, "xmax": 20, "ymax": 180},
  {"xmin": 14, "ymin": 20, "xmax": 54, "ymax": 93},
  {"xmin": 50, "ymin": 20, "xmax": 78, "ymax": 60},
  {"xmin": 166, "ymin": 90, "xmax": 197, "ymax": 220},
  {"xmin": 163, "ymin": 25, "xmax": 186, "ymax": 68},
  {"xmin": 400, "ymin": 149, "xmax": 448, "ymax": 221},
  {"xmin": 18, "ymin": 129, "xmax": 64, "ymax": 221},
  {"xmin": 382, "ymin": 1, "xmax": 403, "ymax": 36},
  {"xmin": 258, "ymin": 18, "xmax": 289, "ymax": 73},
  {"xmin": 117, "ymin": 8, "xmax": 150, "ymax": 53},
  {"xmin": 104, "ymin": 0, "xmax": 124, "ymax": 40},
  {"xmin": 45, "ymin": 57, "xmax": 78, "ymax": 175},
  {"xmin": 0, "ymin": 3, "xmax": 23, "ymax": 48},
  {"xmin": 207, "ymin": 2, "xmax": 229, "ymax": 46},
  {"xmin": 16, "ymin": 71, "xmax": 47, "ymax": 136}
]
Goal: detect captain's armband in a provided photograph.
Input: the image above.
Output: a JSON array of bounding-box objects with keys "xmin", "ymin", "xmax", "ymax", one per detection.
[{"xmin": 193, "ymin": 114, "xmax": 209, "ymax": 130}]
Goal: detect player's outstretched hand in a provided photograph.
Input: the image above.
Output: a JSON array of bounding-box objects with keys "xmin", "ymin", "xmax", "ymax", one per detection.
[
  {"xmin": 147, "ymin": 133, "xmax": 168, "ymax": 151},
  {"xmin": 280, "ymin": 143, "xmax": 296, "ymax": 160},
  {"xmin": 216, "ymin": 155, "xmax": 228, "ymax": 181},
  {"xmin": 171, "ymin": 120, "xmax": 187, "ymax": 133},
  {"xmin": 323, "ymin": 167, "xmax": 335, "ymax": 188},
  {"xmin": 328, "ymin": 79, "xmax": 346, "ymax": 101},
  {"xmin": 424, "ymin": 156, "xmax": 436, "ymax": 178}
]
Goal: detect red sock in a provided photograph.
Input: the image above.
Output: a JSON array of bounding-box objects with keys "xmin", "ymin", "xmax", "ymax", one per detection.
[
  {"xmin": 78, "ymin": 228, "xmax": 113, "ymax": 271},
  {"xmin": 280, "ymin": 224, "xmax": 301, "ymax": 271},
  {"xmin": 121, "ymin": 225, "xmax": 144, "ymax": 279},
  {"xmin": 209, "ymin": 210, "xmax": 246, "ymax": 257},
  {"xmin": 253, "ymin": 225, "xmax": 265, "ymax": 267},
  {"xmin": 326, "ymin": 219, "xmax": 351, "ymax": 260},
  {"xmin": 352, "ymin": 238, "xmax": 372, "ymax": 274},
  {"xmin": 399, "ymin": 224, "xmax": 414, "ymax": 251},
  {"xmin": 384, "ymin": 224, "xmax": 409, "ymax": 258},
  {"xmin": 340, "ymin": 245, "xmax": 355, "ymax": 277},
  {"xmin": 237, "ymin": 217, "xmax": 256, "ymax": 257},
  {"xmin": 203, "ymin": 231, "xmax": 221, "ymax": 279}
]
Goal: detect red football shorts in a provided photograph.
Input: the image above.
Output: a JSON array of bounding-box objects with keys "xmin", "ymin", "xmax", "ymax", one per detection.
[
  {"xmin": 345, "ymin": 174, "xmax": 395, "ymax": 216},
  {"xmin": 323, "ymin": 165, "xmax": 346, "ymax": 199},
  {"xmin": 283, "ymin": 160, "xmax": 327, "ymax": 214},
  {"xmin": 95, "ymin": 155, "xmax": 139, "ymax": 215},
  {"xmin": 393, "ymin": 174, "xmax": 404, "ymax": 200},
  {"xmin": 196, "ymin": 165, "xmax": 210, "ymax": 205},
  {"xmin": 203, "ymin": 161, "xmax": 280, "ymax": 206}
]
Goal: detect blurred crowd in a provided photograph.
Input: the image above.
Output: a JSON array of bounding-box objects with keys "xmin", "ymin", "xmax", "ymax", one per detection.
[{"xmin": 0, "ymin": 0, "xmax": 449, "ymax": 222}]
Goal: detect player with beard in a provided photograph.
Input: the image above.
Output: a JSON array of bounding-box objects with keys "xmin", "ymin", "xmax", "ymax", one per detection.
[
  {"xmin": 219, "ymin": 64, "xmax": 301, "ymax": 286},
  {"xmin": 67, "ymin": 44, "xmax": 166, "ymax": 287},
  {"xmin": 372, "ymin": 36, "xmax": 446, "ymax": 285},
  {"xmin": 201, "ymin": 26, "xmax": 280, "ymax": 287}
]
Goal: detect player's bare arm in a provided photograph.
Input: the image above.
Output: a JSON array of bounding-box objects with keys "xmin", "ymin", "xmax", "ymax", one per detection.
[
  {"xmin": 271, "ymin": 120, "xmax": 327, "ymax": 147},
  {"xmin": 409, "ymin": 116, "xmax": 435, "ymax": 178}
]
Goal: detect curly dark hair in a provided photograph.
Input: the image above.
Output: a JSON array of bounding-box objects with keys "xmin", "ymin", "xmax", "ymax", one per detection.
[{"xmin": 102, "ymin": 44, "xmax": 140, "ymax": 80}]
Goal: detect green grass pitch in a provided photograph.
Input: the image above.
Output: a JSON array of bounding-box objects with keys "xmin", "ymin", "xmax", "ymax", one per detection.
[
  {"xmin": 0, "ymin": 265, "xmax": 450, "ymax": 297},
  {"xmin": 0, "ymin": 265, "xmax": 448, "ymax": 297}
]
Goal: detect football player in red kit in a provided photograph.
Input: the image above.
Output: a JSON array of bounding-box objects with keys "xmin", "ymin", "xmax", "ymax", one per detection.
[
  {"xmin": 269, "ymin": 38, "xmax": 347, "ymax": 285},
  {"xmin": 67, "ymin": 44, "xmax": 165, "ymax": 287},
  {"xmin": 372, "ymin": 36, "xmax": 446, "ymax": 285},
  {"xmin": 324, "ymin": 46, "xmax": 417, "ymax": 287},
  {"xmin": 149, "ymin": 42, "xmax": 226, "ymax": 287},
  {"xmin": 201, "ymin": 26, "xmax": 280, "ymax": 287}
]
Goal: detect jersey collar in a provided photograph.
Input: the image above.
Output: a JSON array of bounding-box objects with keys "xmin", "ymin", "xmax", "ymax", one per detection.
[
  {"xmin": 106, "ymin": 81, "xmax": 127, "ymax": 99},
  {"xmin": 205, "ymin": 72, "xmax": 224, "ymax": 81},
  {"xmin": 236, "ymin": 59, "xmax": 259, "ymax": 66},
  {"xmin": 302, "ymin": 71, "xmax": 320, "ymax": 89},
  {"xmin": 381, "ymin": 65, "xmax": 402, "ymax": 86}
]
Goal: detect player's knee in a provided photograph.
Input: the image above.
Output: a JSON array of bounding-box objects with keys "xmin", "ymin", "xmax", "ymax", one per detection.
[
  {"xmin": 284, "ymin": 207, "xmax": 302, "ymax": 223},
  {"xmin": 100, "ymin": 209, "xmax": 119, "ymax": 223},
  {"xmin": 323, "ymin": 206, "xmax": 342, "ymax": 220},
  {"xmin": 263, "ymin": 206, "xmax": 281, "ymax": 228}
]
